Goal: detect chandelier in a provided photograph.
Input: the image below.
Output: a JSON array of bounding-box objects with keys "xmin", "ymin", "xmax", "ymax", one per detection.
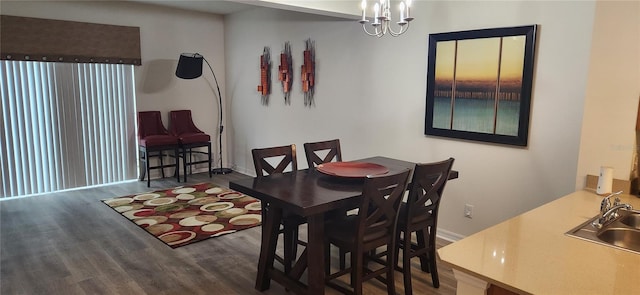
[{"xmin": 359, "ymin": 0, "xmax": 414, "ymax": 37}]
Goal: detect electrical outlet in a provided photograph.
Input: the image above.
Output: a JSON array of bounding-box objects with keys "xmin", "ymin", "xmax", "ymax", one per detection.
[{"xmin": 464, "ymin": 204, "xmax": 474, "ymax": 218}]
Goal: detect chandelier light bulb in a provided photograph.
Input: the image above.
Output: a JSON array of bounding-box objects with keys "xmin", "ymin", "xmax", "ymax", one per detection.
[
  {"xmin": 373, "ymin": 2, "xmax": 380, "ymax": 25},
  {"xmin": 406, "ymin": 0, "xmax": 413, "ymax": 21}
]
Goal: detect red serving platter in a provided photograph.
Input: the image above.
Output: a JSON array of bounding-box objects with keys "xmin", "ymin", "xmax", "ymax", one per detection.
[{"xmin": 317, "ymin": 161, "xmax": 389, "ymax": 178}]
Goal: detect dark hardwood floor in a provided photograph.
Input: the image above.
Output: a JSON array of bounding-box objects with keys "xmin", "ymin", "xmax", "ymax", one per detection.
[{"xmin": 0, "ymin": 171, "xmax": 457, "ymax": 295}]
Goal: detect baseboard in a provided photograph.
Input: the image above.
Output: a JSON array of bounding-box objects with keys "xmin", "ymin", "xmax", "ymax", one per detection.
[
  {"xmin": 229, "ymin": 166, "xmax": 254, "ymax": 176},
  {"xmin": 437, "ymin": 228, "xmax": 466, "ymax": 242}
]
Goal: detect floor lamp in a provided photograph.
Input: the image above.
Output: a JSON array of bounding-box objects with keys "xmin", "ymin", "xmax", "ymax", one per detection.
[{"xmin": 175, "ymin": 53, "xmax": 232, "ymax": 174}]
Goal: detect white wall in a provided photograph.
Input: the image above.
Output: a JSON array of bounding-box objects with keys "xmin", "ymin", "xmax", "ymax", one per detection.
[
  {"xmin": 225, "ymin": 1, "xmax": 598, "ymax": 237},
  {"xmin": 1, "ymin": 0, "xmax": 226, "ymax": 178},
  {"xmin": 576, "ymin": 0, "xmax": 640, "ymax": 190}
]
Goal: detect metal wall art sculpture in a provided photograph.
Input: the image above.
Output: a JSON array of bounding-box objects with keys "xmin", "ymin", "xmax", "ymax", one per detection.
[
  {"xmin": 257, "ymin": 46, "xmax": 271, "ymax": 105},
  {"xmin": 301, "ymin": 38, "xmax": 315, "ymax": 106},
  {"xmin": 278, "ymin": 41, "xmax": 293, "ymax": 104}
]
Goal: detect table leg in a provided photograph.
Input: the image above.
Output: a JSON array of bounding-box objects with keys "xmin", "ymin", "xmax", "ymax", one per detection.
[
  {"xmin": 306, "ymin": 213, "xmax": 326, "ymax": 295},
  {"xmin": 255, "ymin": 204, "xmax": 282, "ymax": 291}
]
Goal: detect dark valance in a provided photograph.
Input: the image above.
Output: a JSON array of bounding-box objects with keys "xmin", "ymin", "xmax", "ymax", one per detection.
[{"xmin": 0, "ymin": 15, "xmax": 141, "ymax": 65}]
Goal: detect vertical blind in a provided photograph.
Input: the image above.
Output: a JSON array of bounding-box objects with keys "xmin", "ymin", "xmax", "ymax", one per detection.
[{"xmin": 0, "ymin": 60, "xmax": 137, "ymax": 198}]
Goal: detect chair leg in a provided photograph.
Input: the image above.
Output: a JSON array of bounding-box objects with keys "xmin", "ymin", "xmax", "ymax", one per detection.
[
  {"xmin": 429, "ymin": 247, "xmax": 440, "ymax": 288},
  {"xmin": 139, "ymin": 148, "xmax": 146, "ymax": 181},
  {"xmin": 174, "ymin": 147, "xmax": 180, "ymax": 182},
  {"xmin": 159, "ymin": 152, "xmax": 166, "ymax": 178},
  {"xmin": 208, "ymin": 143, "xmax": 212, "ymax": 178},
  {"xmin": 324, "ymin": 241, "xmax": 331, "ymax": 275},
  {"xmin": 339, "ymin": 249, "xmax": 346, "ymax": 270},
  {"xmin": 352, "ymin": 249, "xmax": 363, "ymax": 295},
  {"xmin": 427, "ymin": 230, "xmax": 440, "ymax": 288},
  {"xmin": 188, "ymin": 148, "xmax": 193, "ymax": 175},
  {"xmin": 416, "ymin": 229, "xmax": 429, "ymax": 272},
  {"xmin": 387, "ymin": 241, "xmax": 397, "ymax": 295},
  {"xmin": 182, "ymin": 147, "xmax": 187, "ymax": 182},
  {"xmin": 403, "ymin": 231, "xmax": 413, "ymax": 295},
  {"xmin": 293, "ymin": 226, "xmax": 300, "ymax": 259},
  {"xmin": 145, "ymin": 151, "xmax": 151, "ymax": 187}
]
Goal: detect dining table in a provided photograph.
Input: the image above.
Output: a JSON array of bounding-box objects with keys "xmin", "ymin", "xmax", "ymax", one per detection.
[{"xmin": 229, "ymin": 156, "xmax": 459, "ymax": 295}]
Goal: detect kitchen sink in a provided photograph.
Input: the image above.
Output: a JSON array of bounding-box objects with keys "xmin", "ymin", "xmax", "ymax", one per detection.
[
  {"xmin": 566, "ymin": 209, "xmax": 640, "ymax": 254},
  {"xmin": 619, "ymin": 213, "xmax": 640, "ymax": 229},
  {"xmin": 596, "ymin": 227, "xmax": 640, "ymax": 249}
]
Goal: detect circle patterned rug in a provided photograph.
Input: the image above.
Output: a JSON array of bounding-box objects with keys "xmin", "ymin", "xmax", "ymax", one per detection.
[{"xmin": 102, "ymin": 183, "xmax": 261, "ymax": 248}]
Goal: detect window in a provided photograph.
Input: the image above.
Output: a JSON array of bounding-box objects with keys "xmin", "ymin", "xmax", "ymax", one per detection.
[{"xmin": 1, "ymin": 61, "xmax": 137, "ymax": 198}]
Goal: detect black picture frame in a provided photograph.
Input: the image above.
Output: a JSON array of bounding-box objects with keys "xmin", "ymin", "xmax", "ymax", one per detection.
[{"xmin": 425, "ymin": 25, "xmax": 537, "ymax": 146}]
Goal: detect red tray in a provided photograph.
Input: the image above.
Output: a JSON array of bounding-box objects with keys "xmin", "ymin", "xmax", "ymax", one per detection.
[{"xmin": 317, "ymin": 161, "xmax": 389, "ymax": 178}]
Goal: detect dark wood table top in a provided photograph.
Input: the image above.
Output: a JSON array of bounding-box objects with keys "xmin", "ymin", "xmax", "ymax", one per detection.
[{"xmin": 229, "ymin": 156, "xmax": 458, "ymax": 217}]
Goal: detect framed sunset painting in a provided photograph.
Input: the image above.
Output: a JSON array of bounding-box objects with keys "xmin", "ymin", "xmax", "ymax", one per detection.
[{"xmin": 425, "ymin": 25, "xmax": 537, "ymax": 146}]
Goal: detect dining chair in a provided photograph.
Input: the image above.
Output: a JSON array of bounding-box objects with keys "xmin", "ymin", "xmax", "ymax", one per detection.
[
  {"xmin": 324, "ymin": 169, "xmax": 411, "ymax": 295},
  {"xmin": 303, "ymin": 138, "xmax": 351, "ymax": 268},
  {"xmin": 137, "ymin": 111, "xmax": 181, "ymax": 187},
  {"xmin": 251, "ymin": 144, "xmax": 306, "ymax": 274},
  {"xmin": 397, "ymin": 158, "xmax": 454, "ymax": 294},
  {"xmin": 303, "ymin": 139, "xmax": 342, "ymax": 168},
  {"xmin": 168, "ymin": 110, "xmax": 212, "ymax": 182}
]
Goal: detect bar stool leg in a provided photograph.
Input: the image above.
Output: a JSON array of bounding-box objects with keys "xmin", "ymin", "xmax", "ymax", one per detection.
[
  {"xmin": 208, "ymin": 143, "xmax": 212, "ymax": 177},
  {"xmin": 175, "ymin": 147, "xmax": 180, "ymax": 182},
  {"xmin": 182, "ymin": 146, "xmax": 187, "ymax": 182},
  {"xmin": 146, "ymin": 150, "xmax": 151, "ymax": 187}
]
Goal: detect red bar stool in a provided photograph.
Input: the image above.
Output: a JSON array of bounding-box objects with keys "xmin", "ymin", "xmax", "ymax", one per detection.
[
  {"xmin": 137, "ymin": 111, "xmax": 180, "ymax": 187},
  {"xmin": 168, "ymin": 110, "xmax": 212, "ymax": 182}
]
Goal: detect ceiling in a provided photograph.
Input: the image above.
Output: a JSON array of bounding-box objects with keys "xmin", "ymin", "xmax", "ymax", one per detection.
[
  {"xmin": 126, "ymin": 0, "xmax": 359, "ymax": 19},
  {"xmin": 128, "ymin": 0, "xmax": 254, "ymax": 15}
]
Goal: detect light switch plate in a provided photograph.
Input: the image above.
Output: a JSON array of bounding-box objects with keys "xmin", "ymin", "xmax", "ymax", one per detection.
[{"xmin": 464, "ymin": 204, "xmax": 474, "ymax": 218}]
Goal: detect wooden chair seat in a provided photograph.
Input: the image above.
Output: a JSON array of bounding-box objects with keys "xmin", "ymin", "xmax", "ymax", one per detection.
[
  {"xmin": 177, "ymin": 132, "xmax": 210, "ymax": 144},
  {"xmin": 139, "ymin": 134, "xmax": 180, "ymax": 147}
]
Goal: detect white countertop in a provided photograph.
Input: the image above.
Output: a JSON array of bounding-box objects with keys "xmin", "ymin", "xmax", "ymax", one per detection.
[{"xmin": 438, "ymin": 190, "xmax": 640, "ymax": 294}]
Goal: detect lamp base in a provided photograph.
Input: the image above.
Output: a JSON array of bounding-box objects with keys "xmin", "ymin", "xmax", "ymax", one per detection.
[{"xmin": 212, "ymin": 167, "xmax": 233, "ymax": 175}]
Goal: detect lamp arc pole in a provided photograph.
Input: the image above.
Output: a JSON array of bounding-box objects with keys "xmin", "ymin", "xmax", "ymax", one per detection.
[
  {"xmin": 201, "ymin": 57, "xmax": 232, "ymax": 174},
  {"xmin": 176, "ymin": 53, "xmax": 232, "ymax": 174}
]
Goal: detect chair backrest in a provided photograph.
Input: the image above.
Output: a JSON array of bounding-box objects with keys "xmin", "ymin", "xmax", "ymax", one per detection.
[
  {"xmin": 356, "ymin": 169, "xmax": 411, "ymax": 251},
  {"xmin": 251, "ymin": 144, "xmax": 298, "ymax": 177},
  {"xmin": 403, "ymin": 158, "xmax": 455, "ymax": 231},
  {"xmin": 169, "ymin": 110, "xmax": 203, "ymax": 135},
  {"xmin": 138, "ymin": 111, "xmax": 169, "ymax": 138},
  {"xmin": 303, "ymin": 139, "xmax": 342, "ymax": 168}
]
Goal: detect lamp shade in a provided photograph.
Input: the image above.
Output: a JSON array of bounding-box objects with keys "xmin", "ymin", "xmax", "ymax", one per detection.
[{"xmin": 176, "ymin": 53, "xmax": 203, "ymax": 79}]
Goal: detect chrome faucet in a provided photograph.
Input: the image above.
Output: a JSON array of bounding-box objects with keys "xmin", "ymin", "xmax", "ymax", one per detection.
[
  {"xmin": 600, "ymin": 203, "xmax": 633, "ymax": 223},
  {"xmin": 592, "ymin": 191, "xmax": 632, "ymax": 228},
  {"xmin": 599, "ymin": 191, "xmax": 622, "ymax": 215}
]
